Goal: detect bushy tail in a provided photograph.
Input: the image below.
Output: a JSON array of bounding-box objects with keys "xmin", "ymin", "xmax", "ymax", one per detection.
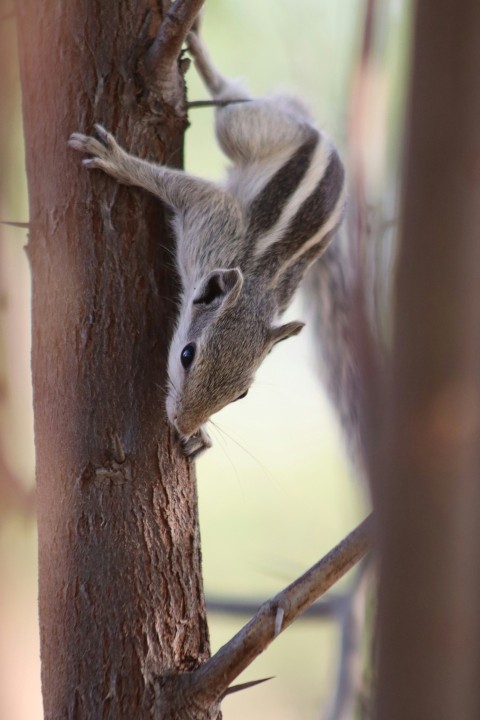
[{"xmin": 303, "ymin": 228, "xmax": 365, "ymax": 475}]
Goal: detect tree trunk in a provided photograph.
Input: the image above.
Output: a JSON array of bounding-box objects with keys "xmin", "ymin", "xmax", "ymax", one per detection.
[
  {"xmin": 16, "ymin": 2, "xmax": 216, "ymax": 717},
  {"xmin": 375, "ymin": 1, "xmax": 480, "ymax": 718}
]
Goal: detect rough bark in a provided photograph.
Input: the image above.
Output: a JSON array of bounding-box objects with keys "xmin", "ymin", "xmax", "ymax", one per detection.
[
  {"xmin": 16, "ymin": 2, "xmax": 216, "ymax": 718},
  {"xmin": 375, "ymin": 1, "xmax": 480, "ymax": 718}
]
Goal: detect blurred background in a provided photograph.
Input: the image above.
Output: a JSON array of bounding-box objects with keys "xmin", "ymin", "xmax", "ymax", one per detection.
[{"xmin": 0, "ymin": 0, "xmax": 410, "ymax": 717}]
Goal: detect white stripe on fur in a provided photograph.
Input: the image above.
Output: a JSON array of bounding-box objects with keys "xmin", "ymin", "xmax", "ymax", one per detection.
[{"xmin": 254, "ymin": 136, "xmax": 332, "ymax": 257}]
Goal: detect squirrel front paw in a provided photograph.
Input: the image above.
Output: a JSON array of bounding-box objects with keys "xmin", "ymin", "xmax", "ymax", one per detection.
[
  {"xmin": 68, "ymin": 124, "xmax": 131, "ymax": 184},
  {"xmin": 181, "ymin": 426, "xmax": 213, "ymax": 460}
]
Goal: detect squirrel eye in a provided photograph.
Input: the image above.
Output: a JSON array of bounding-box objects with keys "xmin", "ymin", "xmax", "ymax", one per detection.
[
  {"xmin": 234, "ymin": 390, "xmax": 249, "ymax": 402},
  {"xmin": 181, "ymin": 343, "xmax": 196, "ymax": 369}
]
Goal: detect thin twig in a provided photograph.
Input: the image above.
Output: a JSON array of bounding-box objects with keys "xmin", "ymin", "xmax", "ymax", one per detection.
[
  {"xmin": 186, "ymin": 516, "xmax": 372, "ymax": 708},
  {"xmin": 187, "ymin": 98, "xmax": 250, "ymax": 109},
  {"xmin": 145, "ymin": 0, "xmax": 205, "ymax": 77},
  {"xmin": 0, "ymin": 220, "xmax": 30, "ymax": 228}
]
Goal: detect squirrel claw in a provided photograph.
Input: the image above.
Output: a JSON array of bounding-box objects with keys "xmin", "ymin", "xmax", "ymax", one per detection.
[
  {"xmin": 68, "ymin": 126, "xmax": 118, "ymax": 161},
  {"xmin": 67, "ymin": 133, "xmax": 89, "ymax": 151},
  {"xmin": 94, "ymin": 124, "xmax": 113, "ymax": 149},
  {"xmin": 181, "ymin": 426, "xmax": 212, "ymax": 460}
]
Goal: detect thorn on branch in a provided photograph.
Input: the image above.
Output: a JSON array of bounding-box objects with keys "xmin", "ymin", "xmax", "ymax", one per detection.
[{"xmin": 222, "ymin": 676, "xmax": 274, "ymax": 698}]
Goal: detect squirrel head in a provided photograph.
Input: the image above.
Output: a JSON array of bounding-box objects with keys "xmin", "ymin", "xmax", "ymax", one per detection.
[{"xmin": 166, "ymin": 267, "xmax": 304, "ymax": 440}]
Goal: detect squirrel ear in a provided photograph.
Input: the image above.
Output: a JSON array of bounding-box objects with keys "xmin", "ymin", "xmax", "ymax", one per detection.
[
  {"xmin": 269, "ymin": 320, "xmax": 305, "ymax": 345},
  {"xmin": 193, "ymin": 268, "xmax": 243, "ymax": 309}
]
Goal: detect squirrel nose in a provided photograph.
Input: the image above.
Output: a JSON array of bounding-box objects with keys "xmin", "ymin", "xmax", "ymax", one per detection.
[
  {"xmin": 172, "ymin": 415, "xmax": 183, "ymax": 434},
  {"xmin": 174, "ymin": 413, "xmax": 199, "ymax": 438}
]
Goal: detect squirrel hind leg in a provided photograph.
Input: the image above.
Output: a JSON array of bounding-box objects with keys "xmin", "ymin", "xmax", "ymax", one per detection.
[
  {"xmin": 187, "ymin": 31, "xmax": 249, "ymax": 101},
  {"xmin": 215, "ymin": 97, "xmax": 314, "ymax": 168}
]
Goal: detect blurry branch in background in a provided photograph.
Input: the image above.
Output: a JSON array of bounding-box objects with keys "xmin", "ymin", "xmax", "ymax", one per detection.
[
  {"xmin": 346, "ymin": 0, "xmax": 384, "ymax": 497},
  {"xmin": 348, "ymin": 0, "xmax": 376, "ymax": 255},
  {"xmin": 375, "ymin": 1, "xmax": 480, "ymax": 718},
  {"xmin": 0, "ymin": 0, "xmax": 14, "ymax": 24},
  {"xmin": 0, "ymin": 437, "xmax": 35, "ymax": 519},
  {"xmin": 0, "ymin": 0, "xmax": 34, "ymax": 522},
  {"xmin": 183, "ymin": 516, "xmax": 372, "ymax": 709},
  {"xmin": 324, "ymin": 559, "xmax": 372, "ymax": 720},
  {"xmin": 207, "ymin": 593, "xmax": 343, "ymax": 620},
  {"xmin": 0, "ymin": 235, "xmax": 34, "ymax": 520},
  {"xmin": 318, "ymin": 0, "xmax": 383, "ymax": 718}
]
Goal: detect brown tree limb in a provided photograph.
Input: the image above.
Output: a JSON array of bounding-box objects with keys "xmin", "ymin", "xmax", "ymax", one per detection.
[
  {"xmin": 16, "ymin": 0, "xmax": 217, "ymax": 716},
  {"xmin": 145, "ymin": 0, "xmax": 205, "ymax": 80},
  {"xmin": 184, "ymin": 516, "xmax": 372, "ymax": 709}
]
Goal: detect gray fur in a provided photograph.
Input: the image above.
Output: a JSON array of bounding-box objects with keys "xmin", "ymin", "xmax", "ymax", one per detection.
[
  {"xmin": 246, "ymin": 132, "xmax": 319, "ymax": 236},
  {"xmin": 68, "ymin": 32, "xmax": 346, "ymax": 458},
  {"xmin": 303, "ymin": 233, "xmax": 364, "ymax": 472}
]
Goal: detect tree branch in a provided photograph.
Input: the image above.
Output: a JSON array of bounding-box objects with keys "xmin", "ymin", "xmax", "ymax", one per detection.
[
  {"xmin": 146, "ymin": 0, "xmax": 205, "ymax": 78},
  {"xmin": 186, "ymin": 516, "xmax": 372, "ymax": 708}
]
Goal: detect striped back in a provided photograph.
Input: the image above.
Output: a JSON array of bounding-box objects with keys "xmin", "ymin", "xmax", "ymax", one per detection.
[{"xmin": 244, "ymin": 128, "xmax": 346, "ymax": 311}]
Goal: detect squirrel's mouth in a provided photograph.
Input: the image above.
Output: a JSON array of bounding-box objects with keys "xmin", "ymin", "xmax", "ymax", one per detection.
[
  {"xmin": 166, "ymin": 392, "xmax": 205, "ymax": 438},
  {"xmin": 169, "ymin": 405, "xmax": 202, "ymax": 438}
]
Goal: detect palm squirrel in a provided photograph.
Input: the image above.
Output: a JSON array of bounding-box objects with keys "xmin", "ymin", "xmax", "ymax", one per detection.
[{"xmin": 68, "ymin": 32, "xmax": 348, "ymax": 459}]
